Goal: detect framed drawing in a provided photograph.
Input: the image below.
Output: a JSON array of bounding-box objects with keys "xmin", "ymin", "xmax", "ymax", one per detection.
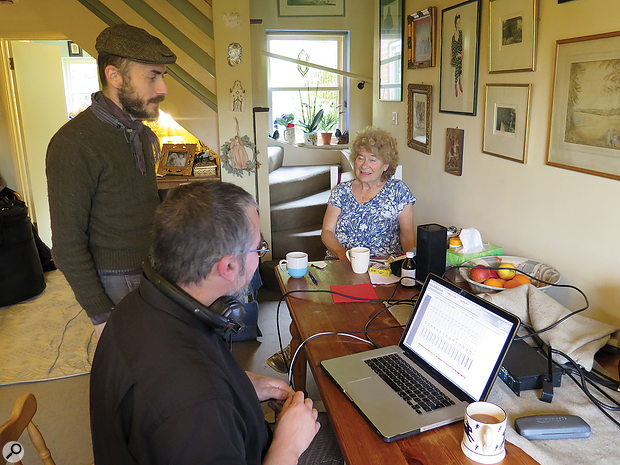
[
  {"xmin": 157, "ymin": 143, "xmax": 197, "ymax": 176},
  {"xmin": 379, "ymin": 0, "xmax": 404, "ymax": 101},
  {"xmin": 407, "ymin": 7, "xmax": 436, "ymax": 69},
  {"xmin": 483, "ymin": 84, "xmax": 531, "ymax": 163},
  {"xmin": 278, "ymin": 0, "xmax": 344, "ymax": 17},
  {"xmin": 67, "ymin": 41, "xmax": 82, "ymax": 57},
  {"xmin": 407, "ymin": 84, "xmax": 432, "ymax": 154},
  {"xmin": 445, "ymin": 128, "xmax": 464, "ymax": 176},
  {"xmin": 546, "ymin": 32, "xmax": 620, "ymax": 181},
  {"xmin": 439, "ymin": 0, "xmax": 481, "ymax": 115},
  {"xmin": 489, "ymin": 0, "xmax": 537, "ymax": 73}
]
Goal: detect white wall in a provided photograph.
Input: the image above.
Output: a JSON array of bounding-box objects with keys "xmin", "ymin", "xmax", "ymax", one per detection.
[{"xmin": 373, "ymin": 0, "xmax": 620, "ymax": 326}]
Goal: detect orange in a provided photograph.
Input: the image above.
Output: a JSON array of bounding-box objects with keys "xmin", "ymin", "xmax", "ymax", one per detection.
[
  {"xmin": 483, "ymin": 278, "xmax": 506, "ymax": 288},
  {"xmin": 504, "ymin": 274, "xmax": 531, "ymax": 289}
]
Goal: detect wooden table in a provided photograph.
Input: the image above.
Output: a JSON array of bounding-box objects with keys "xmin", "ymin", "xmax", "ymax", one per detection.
[{"xmin": 276, "ymin": 260, "xmax": 539, "ymax": 465}]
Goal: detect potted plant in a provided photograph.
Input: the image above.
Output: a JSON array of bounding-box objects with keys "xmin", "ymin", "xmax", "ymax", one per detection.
[
  {"xmin": 298, "ymin": 85, "xmax": 323, "ymax": 145},
  {"xmin": 275, "ymin": 113, "xmax": 295, "ymax": 144},
  {"xmin": 318, "ymin": 113, "xmax": 338, "ymax": 145}
]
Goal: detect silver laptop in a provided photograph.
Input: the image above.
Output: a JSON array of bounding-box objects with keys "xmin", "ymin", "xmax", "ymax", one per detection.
[{"xmin": 321, "ymin": 274, "xmax": 520, "ymax": 442}]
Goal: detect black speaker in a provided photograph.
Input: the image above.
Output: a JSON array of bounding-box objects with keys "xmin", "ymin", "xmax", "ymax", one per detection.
[
  {"xmin": 416, "ymin": 224, "xmax": 447, "ymax": 283},
  {"xmin": 142, "ymin": 260, "xmax": 246, "ymax": 335}
]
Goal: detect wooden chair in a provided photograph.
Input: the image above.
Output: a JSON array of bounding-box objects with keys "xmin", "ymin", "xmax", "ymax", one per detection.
[{"xmin": 0, "ymin": 393, "xmax": 55, "ymax": 465}]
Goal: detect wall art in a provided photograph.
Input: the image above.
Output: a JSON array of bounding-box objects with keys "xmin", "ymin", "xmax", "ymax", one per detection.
[
  {"xmin": 407, "ymin": 83, "xmax": 432, "ymax": 154},
  {"xmin": 230, "ymin": 80, "xmax": 245, "ymax": 112},
  {"xmin": 227, "ymin": 42, "xmax": 242, "ymax": 67},
  {"xmin": 439, "ymin": 0, "xmax": 481, "ymax": 115},
  {"xmin": 489, "ymin": 0, "xmax": 537, "ymax": 73},
  {"xmin": 483, "ymin": 84, "xmax": 531, "ymax": 163},
  {"xmin": 157, "ymin": 144, "xmax": 196, "ymax": 176},
  {"xmin": 445, "ymin": 128, "xmax": 464, "ymax": 176},
  {"xmin": 220, "ymin": 118, "xmax": 259, "ymax": 177},
  {"xmin": 546, "ymin": 32, "xmax": 620, "ymax": 180},
  {"xmin": 407, "ymin": 7, "xmax": 436, "ymax": 69}
]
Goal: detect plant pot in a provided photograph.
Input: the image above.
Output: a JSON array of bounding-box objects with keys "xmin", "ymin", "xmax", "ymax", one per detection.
[
  {"xmin": 284, "ymin": 127, "xmax": 295, "ymax": 144},
  {"xmin": 303, "ymin": 132, "xmax": 318, "ymax": 146},
  {"xmin": 320, "ymin": 132, "xmax": 333, "ymax": 145}
]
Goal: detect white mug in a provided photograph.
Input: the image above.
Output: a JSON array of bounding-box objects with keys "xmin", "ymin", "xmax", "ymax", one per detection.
[
  {"xmin": 346, "ymin": 247, "xmax": 370, "ymax": 274},
  {"xmin": 279, "ymin": 252, "xmax": 308, "ymax": 278},
  {"xmin": 461, "ymin": 401, "xmax": 507, "ymax": 464}
]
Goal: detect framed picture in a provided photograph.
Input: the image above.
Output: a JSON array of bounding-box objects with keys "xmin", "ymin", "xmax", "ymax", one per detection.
[
  {"xmin": 407, "ymin": 84, "xmax": 432, "ymax": 154},
  {"xmin": 439, "ymin": 0, "xmax": 481, "ymax": 115},
  {"xmin": 483, "ymin": 84, "xmax": 531, "ymax": 163},
  {"xmin": 278, "ymin": 0, "xmax": 344, "ymax": 17},
  {"xmin": 379, "ymin": 0, "xmax": 404, "ymax": 101},
  {"xmin": 445, "ymin": 128, "xmax": 464, "ymax": 176},
  {"xmin": 407, "ymin": 7, "xmax": 436, "ymax": 69},
  {"xmin": 67, "ymin": 41, "xmax": 82, "ymax": 57},
  {"xmin": 489, "ymin": 0, "xmax": 537, "ymax": 73},
  {"xmin": 157, "ymin": 144, "xmax": 197, "ymax": 176},
  {"xmin": 546, "ymin": 32, "xmax": 620, "ymax": 180}
]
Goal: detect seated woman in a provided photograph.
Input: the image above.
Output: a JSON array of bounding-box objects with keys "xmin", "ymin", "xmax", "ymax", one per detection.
[{"xmin": 322, "ymin": 126, "xmax": 416, "ymax": 260}]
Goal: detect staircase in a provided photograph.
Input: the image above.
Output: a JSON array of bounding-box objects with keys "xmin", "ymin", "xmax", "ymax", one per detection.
[{"xmin": 267, "ymin": 146, "xmax": 334, "ymax": 261}]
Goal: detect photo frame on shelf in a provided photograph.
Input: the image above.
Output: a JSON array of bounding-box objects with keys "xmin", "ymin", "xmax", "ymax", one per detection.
[
  {"xmin": 439, "ymin": 0, "xmax": 481, "ymax": 115},
  {"xmin": 278, "ymin": 0, "xmax": 344, "ymax": 17},
  {"xmin": 379, "ymin": 0, "xmax": 404, "ymax": 101},
  {"xmin": 407, "ymin": 84, "xmax": 432, "ymax": 154},
  {"xmin": 546, "ymin": 32, "xmax": 620, "ymax": 180},
  {"xmin": 407, "ymin": 7, "xmax": 436, "ymax": 69},
  {"xmin": 489, "ymin": 0, "xmax": 537, "ymax": 73},
  {"xmin": 445, "ymin": 128, "xmax": 464, "ymax": 176},
  {"xmin": 483, "ymin": 84, "xmax": 531, "ymax": 163},
  {"xmin": 67, "ymin": 41, "xmax": 82, "ymax": 57},
  {"xmin": 157, "ymin": 143, "xmax": 197, "ymax": 176}
]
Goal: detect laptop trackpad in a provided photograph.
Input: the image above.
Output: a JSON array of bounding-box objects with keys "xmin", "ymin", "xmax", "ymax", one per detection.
[{"xmin": 345, "ymin": 377, "xmax": 419, "ymax": 438}]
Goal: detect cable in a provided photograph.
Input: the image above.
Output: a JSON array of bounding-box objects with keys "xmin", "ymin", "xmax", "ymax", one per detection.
[{"xmin": 456, "ymin": 264, "xmax": 589, "ymax": 341}]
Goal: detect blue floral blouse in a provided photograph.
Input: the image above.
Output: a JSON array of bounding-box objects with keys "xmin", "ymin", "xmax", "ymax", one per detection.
[{"xmin": 327, "ymin": 179, "xmax": 416, "ymax": 257}]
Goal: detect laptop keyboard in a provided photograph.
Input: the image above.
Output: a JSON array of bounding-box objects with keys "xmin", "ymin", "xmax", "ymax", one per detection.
[{"xmin": 365, "ymin": 353, "xmax": 455, "ymax": 415}]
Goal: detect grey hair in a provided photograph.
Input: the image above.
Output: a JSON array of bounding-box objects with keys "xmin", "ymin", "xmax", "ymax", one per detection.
[{"xmin": 150, "ymin": 181, "xmax": 257, "ymax": 286}]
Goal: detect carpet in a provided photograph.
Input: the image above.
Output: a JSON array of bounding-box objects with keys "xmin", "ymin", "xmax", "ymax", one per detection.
[{"xmin": 0, "ymin": 270, "xmax": 96, "ymax": 385}]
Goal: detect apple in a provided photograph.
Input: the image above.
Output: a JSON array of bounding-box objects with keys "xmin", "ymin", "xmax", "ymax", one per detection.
[
  {"xmin": 470, "ymin": 267, "xmax": 491, "ymax": 283},
  {"xmin": 488, "ymin": 268, "xmax": 499, "ymax": 279},
  {"xmin": 498, "ymin": 263, "xmax": 517, "ymax": 280}
]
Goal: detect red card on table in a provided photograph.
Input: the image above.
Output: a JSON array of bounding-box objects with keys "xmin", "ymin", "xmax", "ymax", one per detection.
[{"xmin": 330, "ymin": 283, "xmax": 378, "ymax": 303}]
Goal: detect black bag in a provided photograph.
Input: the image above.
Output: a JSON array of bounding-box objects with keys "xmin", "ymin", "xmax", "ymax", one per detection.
[{"xmin": 0, "ymin": 195, "xmax": 46, "ymax": 306}]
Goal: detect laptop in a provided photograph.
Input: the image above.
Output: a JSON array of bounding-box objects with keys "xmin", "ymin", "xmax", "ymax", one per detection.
[{"xmin": 321, "ymin": 274, "xmax": 520, "ymax": 442}]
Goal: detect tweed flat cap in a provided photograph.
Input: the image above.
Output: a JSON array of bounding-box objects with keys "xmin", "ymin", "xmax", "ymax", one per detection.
[{"xmin": 95, "ymin": 24, "xmax": 176, "ymax": 64}]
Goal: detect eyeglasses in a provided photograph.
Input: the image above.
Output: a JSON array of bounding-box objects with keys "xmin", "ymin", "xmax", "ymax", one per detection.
[{"xmin": 245, "ymin": 239, "xmax": 270, "ymax": 258}]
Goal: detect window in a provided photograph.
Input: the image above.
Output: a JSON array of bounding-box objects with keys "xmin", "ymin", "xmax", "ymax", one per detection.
[{"xmin": 267, "ymin": 32, "xmax": 347, "ymax": 136}]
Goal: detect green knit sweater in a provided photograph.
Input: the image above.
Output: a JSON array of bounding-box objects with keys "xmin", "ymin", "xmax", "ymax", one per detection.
[{"xmin": 46, "ymin": 108, "xmax": 160, "ymax": 318}]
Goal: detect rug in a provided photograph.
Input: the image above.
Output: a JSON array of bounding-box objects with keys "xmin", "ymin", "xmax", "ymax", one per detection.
[{"xmin": 0, "ymin": 270, "xmax": 96, "ymax": 385}]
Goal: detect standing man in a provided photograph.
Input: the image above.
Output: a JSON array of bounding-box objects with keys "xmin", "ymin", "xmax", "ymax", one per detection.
[
  {"xmin": 90, "ymin": 181, "xmax": 320, "ymax": 464},
  {"xmin": 46, "ymin": 24, "xmax": 176, "ymax": 338}
]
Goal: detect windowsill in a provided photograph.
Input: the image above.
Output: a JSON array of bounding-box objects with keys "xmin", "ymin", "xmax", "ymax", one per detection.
[{"xmin": 270, "ymin": 138, "xmax": 349, "ymax": 150}]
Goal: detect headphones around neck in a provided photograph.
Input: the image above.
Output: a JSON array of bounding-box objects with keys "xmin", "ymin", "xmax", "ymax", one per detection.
[{"xmin": 142, "ymin": 260, "xmax": 246, "ymax": 336}]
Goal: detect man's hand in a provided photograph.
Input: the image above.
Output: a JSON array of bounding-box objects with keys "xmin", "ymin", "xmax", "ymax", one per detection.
[
  {"xmin": 94, "ymin": 322, "xmax": 106, "ymax": 340},
  {"xmin": 264, "ymin": 391, "xmax": 320, "ymax": 465},
  {"xmin": 246, "ymin": 371, "xmax": 293, "ymax": 403}
]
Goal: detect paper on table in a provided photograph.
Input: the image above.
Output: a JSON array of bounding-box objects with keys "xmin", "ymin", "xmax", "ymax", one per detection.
[
  {"xmin": 330, "ymin": 283, "xmax": 378, "ymax": 303},
  {"xmin": 369, "ymin": 272, "xmax": 401, "ymax": 285}
]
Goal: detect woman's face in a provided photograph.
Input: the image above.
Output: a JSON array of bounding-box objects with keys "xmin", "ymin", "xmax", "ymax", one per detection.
[{"xmin": 354, "ymin": 148, "xmax": 389, "ymax": 184}]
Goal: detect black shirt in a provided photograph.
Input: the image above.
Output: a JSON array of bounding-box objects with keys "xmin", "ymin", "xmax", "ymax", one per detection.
[{"xmin": 90, "ymin": 277, "xmax": 271, "ymax": 464}]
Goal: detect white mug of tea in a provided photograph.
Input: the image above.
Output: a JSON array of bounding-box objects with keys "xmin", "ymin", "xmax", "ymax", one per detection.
[
  {"xmin": 461, "ymin": 401, "xmax": 507, "ymax": 464},
  {"xmin": 279, "ymin": 252, "xmax": 308, "ymax": 278},
  {"xmin": 346, "ymin": 247, "xmax": 370, "ymax": 274}
]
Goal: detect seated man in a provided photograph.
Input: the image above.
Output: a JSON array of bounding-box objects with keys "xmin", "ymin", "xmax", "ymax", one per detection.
[{"xmin": 90, "ymin": 181, "xmax": 320, "ymax": 464}]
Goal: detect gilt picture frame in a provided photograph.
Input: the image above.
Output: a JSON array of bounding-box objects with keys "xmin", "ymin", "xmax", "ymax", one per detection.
[
  {"xmin": 439, "ymin": 0, "xmax": 481, "ymax": 115},
  {"xmin": 278, "ymin": 0, "xmax": 345, "ymax": 17},
  {"xmin": 445, "ymin": 128, "xmax": 464, "ymax": 175},
  {"xmin": 483, "ymin": 84, "xmax": 531, "ymax": 163},
  {"xmin": 546, "ymin": 32, "xmax": 620, "ymax": 181},
  {"xmin": 407, "ymin": 7, "xmax": 436, "ymax": 69},
  {"xmin": 489, "ymin": 0, "xmax": 537, "ymax": 73},
  {"xmin": 407, "ymin": 84, "xmax": 432, "ymax": 154},
  {"xmin": 379, "ymin": 0, "xmax": 404, "ymax": 101},
  {"xmin": 157, "ymin": 144, "xmax": 197, "ymax": 176}
]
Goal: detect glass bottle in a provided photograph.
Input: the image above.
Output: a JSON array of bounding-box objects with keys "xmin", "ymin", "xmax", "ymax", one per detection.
[{"xmin": 401, "ymin": 251, "xmax": 416, "ymax": 287}]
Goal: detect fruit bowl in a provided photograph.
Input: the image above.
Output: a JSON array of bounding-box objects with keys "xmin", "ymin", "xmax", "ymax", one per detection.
[{"xmin": 459, "ymin": 255, "xmax": 561, "ymax": 294}]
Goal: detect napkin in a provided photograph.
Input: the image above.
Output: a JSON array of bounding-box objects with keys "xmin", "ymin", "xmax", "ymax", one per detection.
[{"xmin": 459, "ymin": 227, "xmax": 484, "ymax": 253}]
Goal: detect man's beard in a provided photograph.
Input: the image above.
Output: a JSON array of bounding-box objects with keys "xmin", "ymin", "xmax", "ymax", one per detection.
[{"xmin": 118, "ymin": 82, "xmax": 164, "ymax": 121}]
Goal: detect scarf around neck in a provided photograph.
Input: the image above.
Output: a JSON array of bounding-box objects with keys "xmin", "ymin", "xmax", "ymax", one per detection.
[{"xmin": 89, "ymin": 91, "xmax": 160, "ymax": 174}]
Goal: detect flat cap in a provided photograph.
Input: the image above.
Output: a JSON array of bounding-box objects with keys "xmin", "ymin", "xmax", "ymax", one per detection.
[{"xmin": 95, "ymin": 24, "xmax": 176, "ymax": 64}]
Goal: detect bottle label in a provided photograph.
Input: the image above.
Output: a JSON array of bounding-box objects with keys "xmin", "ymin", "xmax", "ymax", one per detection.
[{"xmin": 401, "ymin": 269, "xmax": 416, "ymax": 287}]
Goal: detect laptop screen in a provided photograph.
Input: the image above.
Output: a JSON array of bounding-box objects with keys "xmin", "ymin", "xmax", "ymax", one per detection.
[{"xmin": 400, "ymin": 277, "xmax": 517, "ymax": 400}]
